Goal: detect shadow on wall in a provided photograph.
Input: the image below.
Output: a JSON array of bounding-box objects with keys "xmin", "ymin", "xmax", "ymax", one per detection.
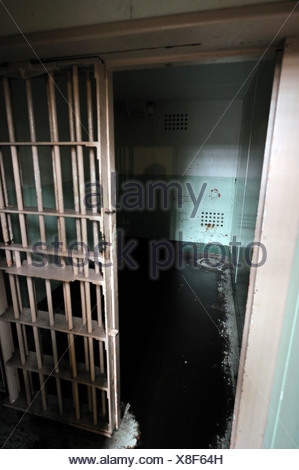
[{"xmin": 117, "ymin": 161, "xmax": 176, "ymax": 240}]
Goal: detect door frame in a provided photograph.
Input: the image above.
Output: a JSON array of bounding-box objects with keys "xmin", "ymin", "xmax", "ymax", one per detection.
[
  {"xmin": 230, "ymin": 36, "xmax": 299, "ymax": 448},
  {"xmin": 105, "ymin": 42, "xmax": 289, "ymax": 447}
]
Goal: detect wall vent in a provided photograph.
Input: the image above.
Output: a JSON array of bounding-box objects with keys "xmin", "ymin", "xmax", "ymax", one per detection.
[
  {"xmin": 164, "ymin": 113, "xmax": 188, "ymax": 131},
  {"xmin": 201, "ymin": 211, "xmax": 224, "ymax": 228}
]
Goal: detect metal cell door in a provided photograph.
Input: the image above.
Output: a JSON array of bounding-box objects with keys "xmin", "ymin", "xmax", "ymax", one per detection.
[{"xmin": 0, "ymin": 59, "xmax": 120, "ymax": 437}]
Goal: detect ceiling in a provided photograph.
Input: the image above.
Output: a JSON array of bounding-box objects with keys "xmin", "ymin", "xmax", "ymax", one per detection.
[
  {"xmin": 0, "ymin": 2, "xmax": 297, "ymax": 65},
  {"xmin": 0, "ymin": 0, "xmax": 288, "ymax": 37},
  {"xmin": 113, "ymin": 60, "xmax": 273, "ymax": 103}
]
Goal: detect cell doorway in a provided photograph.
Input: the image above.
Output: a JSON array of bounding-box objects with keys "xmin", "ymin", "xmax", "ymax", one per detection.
[{"xmin": 113, "ymin": 57, "xmax": 276, "ymax": 448}]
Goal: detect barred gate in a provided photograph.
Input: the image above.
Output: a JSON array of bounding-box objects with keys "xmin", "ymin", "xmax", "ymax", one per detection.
[{"xmin": 0, "ymin": 59, "xmax": 120, "ymax": 436}]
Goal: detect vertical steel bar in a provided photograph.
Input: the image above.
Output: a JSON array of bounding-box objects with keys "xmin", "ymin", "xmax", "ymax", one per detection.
[
  {"xmin": 73, "ymin": 68, "xmax": 93, "ymax": 331},
  {"xmin": 0, "ymin": 202, "xmax": 26, "ymax": 397},
  {"xmin": 45, "ymin": 280, "xmax": 58, "ymax": 366},
  {"xmin": 26, "ymin": 77, "xmax": 64, "ymax": 414},
  {"xmin": 95, "ymin": 64, "xmax": 113, "ymax": 428},
  {"xmin": 3, "ymin": 79, "xmax": 28, "ymax": 247},
  {"xmin": 0, "ymin": 270, "xmax": 19, "ymax": 403},
  {"xmin": 25, "ymin": 79, "xmax": 50, "ymax": 404},
  {"xmin": 25, "ymin": 79, "xmax": 46, "ymax": 244},
  {"xmin": 0, "ymin": 194, "xmax": 29, "ymax": 400},
  {"xmin": 67, "ymin": 75, "xmax": 92, "ymax": 413},
  {"xmin": 27, "ymin": 280, "xmax": 47, "ymax": 409},
  {"xmin": 47, "ymin": 74, "xmax": 66, "ymax": 251},
  {"xmin": 66, "ymin": 72, "xmax": 81, "ymax": 265},
  {"xmin": 72, "ymin": 66, "xmax": 89, "ymax": 275},
  {"xmin": 72, "ymin": 66, "xmax": 95, "ymax": 413},
  {"xmin": 2, "ymin": 78, "xmax": 36, "ymax": 406},
  {"xmin": 0, "ymin": 153, "xmax": 11, "ymax": 244},
  {"xmin": 95, "ymin": 62, "xmax": 121, "ymax": 430},
  {"xmin": 63, "ymin": 282, "xmax": 73, "ymax": 331},
  {"xmin": 0, "ymin": 153, "xmax": 12, "ymax": 249},
  {"xmin": 4, "ymin": 77, "xmax": 47, "ymax": 410},
  {"xmin": 95, "ymin": 64, "xmax": 107, "ymax": 419},
  {"xmin": 73, "ymin": 65, "xmax": 97, "ymax": 421},
  {"xmin": 47, "ymin": 73, "xmax": 80, "ymax": 420},
  {"xmin": 45, "ymin": 279, "xmax": 63, "ymax": 414},
  {"xmin": 87, "ymin": 69, "xmax": 105, "ymax": 418},
  {"xmin": 67, "ymin": 73, "xmax": 90, "ymax": 380},
  {"xmin": 0, "ymin": 151, "xmax": 13, "ymax": 242}
]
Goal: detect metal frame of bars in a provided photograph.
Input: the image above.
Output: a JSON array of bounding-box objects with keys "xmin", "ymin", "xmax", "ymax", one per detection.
[{"xmin": 0, "ymin": 59, "xmax": 120, "ymax": 437}]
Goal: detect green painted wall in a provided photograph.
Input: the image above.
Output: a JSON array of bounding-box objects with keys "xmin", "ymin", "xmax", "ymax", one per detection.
[
  {"xmin": 230, "ymin": 60, "xmax": 275, "ymax": 337},
  {"xmin": 263, "ymin": 234, "xmax": 299, "ymax": 448},
  {"xmin": 114, "ymin": 81, "xmax": 243, "ymax": 244},
  {"xmin": 117, "ymin": 173, "xmax": 236, "ymax": 244}
]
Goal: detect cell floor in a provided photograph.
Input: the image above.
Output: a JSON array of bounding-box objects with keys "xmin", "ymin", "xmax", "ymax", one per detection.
[{"xmin": 0, "ymin": 239, "xmax": 237, "ymax": 449}]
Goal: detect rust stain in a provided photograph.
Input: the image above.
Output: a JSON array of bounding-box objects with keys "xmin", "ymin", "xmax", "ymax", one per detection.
[{"xmin": 209, "ymin": 188, "xmax": 220, "ymax": 200}]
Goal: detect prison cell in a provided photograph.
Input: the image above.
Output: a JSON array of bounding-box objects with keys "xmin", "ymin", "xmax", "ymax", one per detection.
[
  {"xmin": 0, "ymin": 59, "xmax": 120, "ymax": 437},
  {"xmin": 0, "ymin": 54, "xmax": 280, "ymax": 445}
]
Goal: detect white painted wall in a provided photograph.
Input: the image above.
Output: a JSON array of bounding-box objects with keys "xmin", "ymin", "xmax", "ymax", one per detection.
[{"xmin": 0, "ymin": 0, "xmax": 289, "ymax": 37}]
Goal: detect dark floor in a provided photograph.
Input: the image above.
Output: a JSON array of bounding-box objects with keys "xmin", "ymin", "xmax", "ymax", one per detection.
[
  {"xmin": 0, "ymin": 238, "xmax": 234, "ymax": 449},
  {"xmin": 119, "ymin": 239, "xmax": 233, "ymax": 449}
]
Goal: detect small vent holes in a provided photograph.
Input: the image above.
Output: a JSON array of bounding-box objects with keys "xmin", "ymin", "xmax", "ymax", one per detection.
[
  {"xmin": 164, "ymin": 113, "xmax": 188, "ymax": 131},
  {"xmin": 200, "ymin": 211, "xmax": 224, "ymax": 228}
]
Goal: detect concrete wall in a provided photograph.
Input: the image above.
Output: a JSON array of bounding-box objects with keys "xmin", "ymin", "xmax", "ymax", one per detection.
[{"xmin": 0, "ymin": 1, "xmax": 289, "ymax": 37}]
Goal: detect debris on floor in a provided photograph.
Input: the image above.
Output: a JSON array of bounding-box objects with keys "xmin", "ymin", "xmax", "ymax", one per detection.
[
  {"xmin": 105, "ymin": 403, "xmax": 140, "ymax": 449},
  {"xmin": 216, "ymin": 267, "xmax": 240, "ymax": 448},
  {"xmin": 0, "ymin": 399, "xmax": 139, "ymax": 449}
]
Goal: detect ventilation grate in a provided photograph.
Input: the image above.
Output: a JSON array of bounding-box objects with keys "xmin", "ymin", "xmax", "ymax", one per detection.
[
  {"xmin": 201, "ymin": 211, "xmax": 224, "ymax": 228},
  {"xmin": 164, "ymin": 113, "xmax": 188, "ymax": 131}
]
